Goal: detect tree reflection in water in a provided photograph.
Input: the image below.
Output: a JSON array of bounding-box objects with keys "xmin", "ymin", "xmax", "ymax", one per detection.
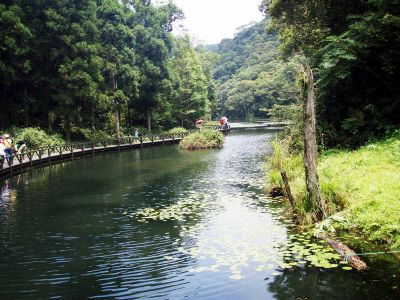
[{"xmin": 267, "ymin": 265, "xmax": 400, "ymax": 299}]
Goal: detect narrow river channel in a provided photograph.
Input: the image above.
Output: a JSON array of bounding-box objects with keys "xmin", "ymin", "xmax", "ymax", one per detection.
[{"xmin": 0, "ymin": 130, "xmax": 399, "ymax": 299}]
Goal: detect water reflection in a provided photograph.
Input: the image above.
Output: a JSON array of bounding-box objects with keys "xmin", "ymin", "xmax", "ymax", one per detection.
[{"xmin": 268, "ymin": 263, "xmax": 400, "ymax": 299}]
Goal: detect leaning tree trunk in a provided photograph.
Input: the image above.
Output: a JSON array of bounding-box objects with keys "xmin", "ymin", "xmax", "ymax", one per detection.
[{"xmin": 302, "ymin": 66, "xmax": 327, "ymax": 221}]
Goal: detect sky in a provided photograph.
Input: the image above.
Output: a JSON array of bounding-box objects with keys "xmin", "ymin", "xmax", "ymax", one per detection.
[{"xmin": 170, "ymin": 0, "xmax": 265, "ymax": 45}]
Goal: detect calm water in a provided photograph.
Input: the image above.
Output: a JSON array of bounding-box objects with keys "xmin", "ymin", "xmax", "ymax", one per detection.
[{"xmin": 0, "ymin": 130, "xmax": 399, "ymax": 299}]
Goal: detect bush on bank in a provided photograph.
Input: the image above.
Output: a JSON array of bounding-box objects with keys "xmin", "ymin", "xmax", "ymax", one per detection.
[
  {"xmin": 267, "ymin": 131, "xmax": 400, "ymax": 250},
  {"xmin": 179, "ymin": 128, "xmax": 224, "ymax": 150},
  {"xmin": 168, "ymin": 127, "xmax": 188, "ymax": 134},
  {"xmin": 1, "ymin": 127, "xmax": 65, "ymax": 148}
]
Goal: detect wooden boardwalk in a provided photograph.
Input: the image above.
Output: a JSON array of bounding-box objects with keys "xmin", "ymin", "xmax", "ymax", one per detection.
[{"xmin": 0, "ymin": 133, "xmax": 189, "ymax": 178}]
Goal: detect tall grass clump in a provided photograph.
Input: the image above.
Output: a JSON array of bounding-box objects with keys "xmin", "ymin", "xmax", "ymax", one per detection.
[{"xmin": 179, "ymin": 129, "xmax": 224, "ymax": 150}]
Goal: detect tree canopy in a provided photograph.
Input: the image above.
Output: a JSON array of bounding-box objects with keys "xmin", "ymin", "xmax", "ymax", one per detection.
[{"xmin": 0, "ymin": 0, "xmax": 213, "ymax": 138}]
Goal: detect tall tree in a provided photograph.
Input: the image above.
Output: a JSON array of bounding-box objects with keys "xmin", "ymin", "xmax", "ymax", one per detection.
[
  {"xmin": 128, "ymin": 0, "xmax": 182, "ymax": 132},
  {"xmin": 0, "ymin": 3, "xmax": 31, "ymax": 127},
  {"xmin": 169, "ymin": 36, "xmax": 210, "ymax": 127}
]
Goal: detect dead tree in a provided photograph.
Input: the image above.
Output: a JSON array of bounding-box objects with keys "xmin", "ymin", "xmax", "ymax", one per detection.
[{"xmin": 302, "ymin": 66, "xmax": 327, "ymax": 221}]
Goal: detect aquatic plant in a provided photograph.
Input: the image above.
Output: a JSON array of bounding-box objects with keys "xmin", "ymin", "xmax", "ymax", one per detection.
[{"xmin": 179, "ymin": 128, "xmax": 224, "ymax": 150}]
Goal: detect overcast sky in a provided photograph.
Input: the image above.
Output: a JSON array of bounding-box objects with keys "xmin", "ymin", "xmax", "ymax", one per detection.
[{"xmin": 171, "ymin": 0, "xmax": 265, "ymax": 45}]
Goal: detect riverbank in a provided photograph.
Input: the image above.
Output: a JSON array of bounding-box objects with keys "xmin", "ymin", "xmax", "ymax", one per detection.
[{"xmin": 267, "ymin": 131, "xmax": 400, "ymax": 251}]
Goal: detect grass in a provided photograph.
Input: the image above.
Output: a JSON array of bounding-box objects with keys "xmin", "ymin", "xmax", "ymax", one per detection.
[
  {"xmin": 267, "ymin": 132, "xmax": 400, "ymax": 249},
  {"xmin": 179, "ymin": 128, "xmax": 224, "ymax": 150}
]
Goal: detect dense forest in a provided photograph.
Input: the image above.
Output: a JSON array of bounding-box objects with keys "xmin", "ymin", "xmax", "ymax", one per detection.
[
  {"xmin": 0, "ymin": 0, "xmax": 215, "ymax": 140},
  {"xmin": 261, "ymin": 0, "xmax": 400, "ymax": 147},
  {"xmin": 210, "ymin": 19, "xmax": 300, "ymax": 121}
]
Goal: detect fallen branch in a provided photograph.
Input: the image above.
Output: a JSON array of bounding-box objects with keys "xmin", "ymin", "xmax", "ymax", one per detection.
[{"xmin": 317, "ymin": 233, "xmax": 368, "ymax": 271}]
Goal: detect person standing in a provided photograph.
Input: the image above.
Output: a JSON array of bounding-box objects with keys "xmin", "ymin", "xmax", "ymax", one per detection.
[
  {"xmin": 17, "ymin": 140, "xmax": 27, "ymax": 160},
  {"xmin": 3, "ymin": 133, "xmax": 13, "ymax": 165},
  {"xmin": 0, "ymin": 137, "xmax": 6, "ymax": 164}
]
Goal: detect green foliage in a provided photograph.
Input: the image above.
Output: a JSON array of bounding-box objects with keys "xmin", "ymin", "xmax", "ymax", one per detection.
[
  {"xmin": 168, "ymin": 36, "xmax": 211, "ymax": 127},
  {"xmin": 179, "ymin": 129, "xmax": 224, "ymax": 150},
  {"xmin": 11, "ymin": 127, "xmax": 65, "ymax": 148},
  {"xmin": 168, "ymin": 127, "xmax": 188, "ymax": 134},
  {"xmin": 262, "ymin": 0, "xmax": 400, "ymax": 147},
  {"xmin": 77, "ymin": 128, "xmax": 113, "ymax": 141},
  {"xmin": 211, "ymin": 20, "xmax": 300, "ymax": 121}
]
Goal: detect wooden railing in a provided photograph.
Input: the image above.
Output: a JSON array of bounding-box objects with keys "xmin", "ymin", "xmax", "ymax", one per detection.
[{"xmin": 0, "ymin": 132, "xmax": 191, "ymax": 176}]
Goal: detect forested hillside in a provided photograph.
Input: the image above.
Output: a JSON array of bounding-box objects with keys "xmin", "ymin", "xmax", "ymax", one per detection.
[
  {"xmin": 0, "ymin": 0, "xmax": 215, "ymax": 139},
  {"xmin": 210, "ymin": 19, "xmax": 300, "ymax": 121}
]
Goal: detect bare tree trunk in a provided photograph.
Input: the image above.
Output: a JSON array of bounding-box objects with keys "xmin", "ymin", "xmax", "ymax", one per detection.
[
  {"xmin": 302, "ymin": 66, "xmax": 327, "ymax": 221},
  {"xmin": 146, "ymin": 108, "xmax": 152, "ymax": 133},
  {"xmin": 48, "ymin": 112, "xmax": 52, "ymax": 131},
  {"xmin": 24, "ymin": 87, "xmax": 29, "ymax": 127},
  {"xmin": 64, "ymin": 115, "xmax": 71, "ymax": 142},
  {"xmin": 281, "ymin": 171, "xmax": 296, "ymax": 211},
  {"xmin": 91, "ymin": 106, "xmax": 95, "ymax": 130},
  {"xmin": 112, "ymin": 72, "xmax": 120, "ymax": 139}
]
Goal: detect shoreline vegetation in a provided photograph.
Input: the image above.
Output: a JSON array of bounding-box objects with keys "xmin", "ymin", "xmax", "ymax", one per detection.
[
  {"xmin": 179, "ymin": 129, "xmax": 224, "ymax": 150},
  {"xmin": 267, "ymin": 131, "xmax": 400, "ymax": 252}
]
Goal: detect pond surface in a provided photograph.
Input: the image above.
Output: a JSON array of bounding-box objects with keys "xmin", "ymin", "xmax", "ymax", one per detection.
[{"xmin": 0, "ymin": 130, "xmax": 399, "ymax": 299}]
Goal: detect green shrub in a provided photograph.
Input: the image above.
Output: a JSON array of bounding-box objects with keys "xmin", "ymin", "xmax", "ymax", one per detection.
[
  {"xmin": 13, "ymin": 127, "xmax": 65, "ymax": 148},
  {"xmin": 168, "ymin": 127, "xmax": 189, "ymax": 134},
  {"xmin": 78, "ymin": 128, "xmax": 113, "ymax": 141},
  {"xmin": 179, "ymin": 128, "xmax": 224, "ymax": 150}
]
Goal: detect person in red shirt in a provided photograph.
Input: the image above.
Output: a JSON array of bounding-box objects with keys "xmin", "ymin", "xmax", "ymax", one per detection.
[{"xmin": 195, "ymin": 118, "xmax": 204, "ymax": 128}]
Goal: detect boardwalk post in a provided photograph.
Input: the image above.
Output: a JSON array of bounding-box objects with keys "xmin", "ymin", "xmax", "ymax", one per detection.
[
  {"xmin": 140, "ymin": 137, "xmax": 143, "ymax": 149},
  {"xmin": 48, "ymin": 148, "xmax": 51, "ymax": 163},
  {"xmin": 92, "ymin": 142, "xmax": 95, "ymax": 156},
  {"xmin": 29, "ymin": 150, "xmax": 33, "ymax": 166}
]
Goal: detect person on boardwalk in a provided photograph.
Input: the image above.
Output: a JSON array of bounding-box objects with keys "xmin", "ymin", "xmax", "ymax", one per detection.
[
  {"xmin": 0, "ymin": 137, "xmax": 6, "ymax": 162},
  {"xmin": 195, "ymin": 118, "xmax": 204, "ymax": 128},
  {"xmin": 16, "ymin": 140, "xmax": 27, "ymax": 160},
  {"xmin": 219, "ymin": 117, "xmax": 230, "ymax": 131},
  {"xmin": 3, "ymin": 134, "xmax": 13, "ymax": 165}
]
